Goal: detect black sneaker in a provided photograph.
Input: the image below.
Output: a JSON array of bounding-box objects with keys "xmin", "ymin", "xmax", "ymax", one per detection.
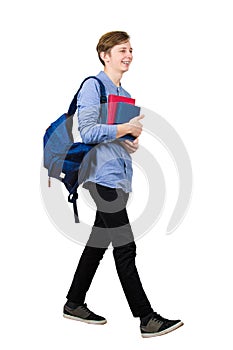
[
  {"xmin": 140, "ymin": 312, "xmax": 183, "ymax": 338},
  {"xmin": 63, "ymin": 302, "xmax": 107, "ymax": 325}
]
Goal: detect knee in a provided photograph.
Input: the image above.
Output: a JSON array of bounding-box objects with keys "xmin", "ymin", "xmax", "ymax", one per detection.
[
  {"xmin": 82, "ymin": 246, "xmax": 106, "ymax": 262},
  {"xmin": 113, "ymin": 241, "xmax": 136, "ymax": 262}
]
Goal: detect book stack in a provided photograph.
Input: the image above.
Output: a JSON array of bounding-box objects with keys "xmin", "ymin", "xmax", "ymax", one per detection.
[{"xmin": 107, "ymin": 94, "xmax": 141, "ymax": 140}]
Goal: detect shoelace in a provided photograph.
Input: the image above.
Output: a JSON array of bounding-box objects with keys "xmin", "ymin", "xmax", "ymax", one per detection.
[
  {"xmin": 80, "ymin": 303, "xmax": 95, "ymax": 316},
  {"xmin": 151, "ymin": 312, "xmax": 167, "ymax": 323}
]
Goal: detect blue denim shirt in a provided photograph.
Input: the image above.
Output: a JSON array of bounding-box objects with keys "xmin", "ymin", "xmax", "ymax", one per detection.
[{"xmin": 77, "ymin": 71, "xmax": 133, "ymax": 192}]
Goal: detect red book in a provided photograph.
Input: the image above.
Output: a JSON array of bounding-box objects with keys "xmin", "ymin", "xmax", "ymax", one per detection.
[{"xmin": 107, "ymin": 94, "xmax": 136, "ymax": 125}]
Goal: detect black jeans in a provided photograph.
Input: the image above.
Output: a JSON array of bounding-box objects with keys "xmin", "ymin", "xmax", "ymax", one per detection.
[{"xmin": 66, "ymin": 183, "xmax": 153, "ymax": 318}]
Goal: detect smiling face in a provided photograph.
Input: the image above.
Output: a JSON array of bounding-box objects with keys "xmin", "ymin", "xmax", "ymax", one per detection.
[{"xmin": 101, "ymin": 41, "xmax": 133, "ymax": 74}]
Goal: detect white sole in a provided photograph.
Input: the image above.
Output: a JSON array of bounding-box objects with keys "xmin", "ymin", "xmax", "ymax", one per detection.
[
  {"xmin": 63, "ymin": 313, "xmax": 107, "ymax": 325},
  {"xmin": 141, "ymin": 321, "xmax": 184, "ymax": 338}
]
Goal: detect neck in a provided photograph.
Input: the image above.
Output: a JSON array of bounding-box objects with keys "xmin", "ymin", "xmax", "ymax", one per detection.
[{"xmin": 104, "ymin": 67, "xmax": 123, "ymax": 87}]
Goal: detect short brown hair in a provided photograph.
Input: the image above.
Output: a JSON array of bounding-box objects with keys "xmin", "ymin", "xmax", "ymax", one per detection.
[{"xmin": 96, "ymin": 31, "xmax": 130, "ymax": 65}]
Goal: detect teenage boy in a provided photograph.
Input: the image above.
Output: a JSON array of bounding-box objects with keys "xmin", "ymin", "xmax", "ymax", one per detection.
[{"xmin": 63, "ymin": 31, "xmax": 183, "ymax": 338}]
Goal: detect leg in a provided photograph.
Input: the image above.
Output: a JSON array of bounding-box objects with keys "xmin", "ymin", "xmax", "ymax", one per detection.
[
  {"xmin": 89, "ymin": 183, "xmax": 153, "ymax": 317},
  {"xmin": 66, "ymin": 243, "xmax": 107, "ymax": 304},
  {"xmin": 66, "ymin": 183, "xmax": 115, "ymax": 303},
  {"xmin": 65, "ymin": 204, "xmax": 109, "ymax": 323},
  {"xmin": 87, "ymin": 183, "xmax": 134, "ymax": 247},
  {"xmin": 113, "ymin": 241, "xmax": 153, "ymax": 318},
  {"xmin": 64, "ymin": 243, "xmax": 107, "ymax": 325}
]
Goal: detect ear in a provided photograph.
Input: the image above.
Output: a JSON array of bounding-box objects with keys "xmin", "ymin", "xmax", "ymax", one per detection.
[{"xmin": 100, "ymin": 51, "xmax": 110, "ymax": 63}]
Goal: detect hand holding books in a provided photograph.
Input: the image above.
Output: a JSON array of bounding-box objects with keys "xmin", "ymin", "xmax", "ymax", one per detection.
[
  {"xmin": 116, "ymin": 115, "xmax": 144, "ymax": 139},
  {"xmin": 121, "ymin": 114, "xmax": 144, "ymax": 153},
  {"xmin": 129, "ymin": 114, "xmax": 144, "ymax": 129},
  {"xmin": 121, "ymin": 137, "xmax": 139, "ymax": 154},
  {"xmin": 104, "ymin": 94, "xmax": 143, "ymax": 141}
]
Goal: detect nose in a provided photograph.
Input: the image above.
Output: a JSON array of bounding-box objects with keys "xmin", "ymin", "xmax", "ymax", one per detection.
[{"xmin": 127, "ymin": 51, "xmax": 133, "ymax": 60}]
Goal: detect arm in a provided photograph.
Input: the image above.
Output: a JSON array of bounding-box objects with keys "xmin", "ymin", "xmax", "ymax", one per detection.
[
  {"xmin": 78, "ymin": 79, "xmax": 143, "ymax": 144},
  {"xmin": 78, "ymin": 79, "xmax": 117, "ymax": 144}
]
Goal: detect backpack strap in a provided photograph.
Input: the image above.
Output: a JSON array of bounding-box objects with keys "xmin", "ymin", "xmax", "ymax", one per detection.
[
  {"xmin": 66, "ymin": 76, "xmax": 107, "ymax": 223},
  {"xmin": 67, "ymin": 76, "xmax": 107, "ymax": 116},
  {"xmin": 68, "ymin": 192, "xmax": 79, "ymax": 223}
]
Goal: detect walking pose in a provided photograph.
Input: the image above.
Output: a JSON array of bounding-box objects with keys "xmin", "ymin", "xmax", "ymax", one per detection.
[{"xmin": 63, "ymin": 31, "xmax": 183, "ymax": 338}]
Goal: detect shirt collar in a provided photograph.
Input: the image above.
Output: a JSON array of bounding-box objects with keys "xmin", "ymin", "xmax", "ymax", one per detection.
[{"xmin": 97, "ymin": 71, "xmax": 121, "ymax": 89}]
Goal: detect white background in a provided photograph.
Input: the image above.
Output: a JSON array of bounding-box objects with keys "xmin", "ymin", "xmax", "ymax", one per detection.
[{"xmin": 1, "ymin": 0, "xmax": 233, "ymax": 349}]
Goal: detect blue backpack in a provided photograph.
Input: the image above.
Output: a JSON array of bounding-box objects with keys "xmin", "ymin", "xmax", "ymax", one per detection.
[{"xmin": 43, "ymin": 76, "xmax": 107, "ymax": 223}]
